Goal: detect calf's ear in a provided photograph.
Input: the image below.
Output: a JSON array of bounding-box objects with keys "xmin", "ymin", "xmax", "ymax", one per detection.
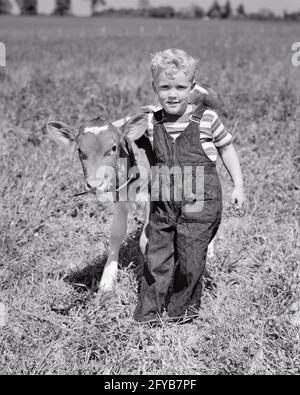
[
  {"xmin": 46, "ymin": 121, "xmax": 77, "ymax": 149},
  {"xmin": 107, "ymin": 122, "xmax": 122, "ymax": 142},
  {"xmin": 190, "ymin": 84, "xmax": 226, "ymax": 115},
  {"xmin": 121, "ymin": 113, "xmax": 149, "ymax": 141}
]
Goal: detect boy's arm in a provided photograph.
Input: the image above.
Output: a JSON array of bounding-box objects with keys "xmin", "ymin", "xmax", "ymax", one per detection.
[{"xmin": 218, "ymin": 143, "xmax": 245, "ymax": 207}]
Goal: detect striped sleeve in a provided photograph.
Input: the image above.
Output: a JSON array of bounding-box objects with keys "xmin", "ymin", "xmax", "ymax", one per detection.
[{"xmin": 210, "ymin": 111, "xmax": 232, "ymax": 148}]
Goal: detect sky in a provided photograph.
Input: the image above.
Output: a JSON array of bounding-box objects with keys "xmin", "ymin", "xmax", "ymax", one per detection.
[{"xmin": 35, "ymin": 0, "xmax": 300, "ymax": 16}]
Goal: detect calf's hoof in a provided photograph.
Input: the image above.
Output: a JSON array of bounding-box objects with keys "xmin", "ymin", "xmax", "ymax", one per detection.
[{"xmin": 98, "ymin": 262, "xmax": 118, "ymax": 292}]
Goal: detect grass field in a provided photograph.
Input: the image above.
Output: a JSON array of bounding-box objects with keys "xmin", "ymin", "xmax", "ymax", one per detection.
[{"xmin": 0, "ymin": 16, "xmax": 299, "ymax": 375}]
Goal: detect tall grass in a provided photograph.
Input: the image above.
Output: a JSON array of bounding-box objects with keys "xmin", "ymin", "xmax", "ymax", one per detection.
[{"xmin": 0, "ymin": 16, "xmax": 299, "ymax": 375}]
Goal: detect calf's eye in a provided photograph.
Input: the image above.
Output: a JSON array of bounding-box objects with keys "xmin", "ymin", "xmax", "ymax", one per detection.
[{"xmin": 105, "ymin": 145, "xmax": 117, "ymax": 157}]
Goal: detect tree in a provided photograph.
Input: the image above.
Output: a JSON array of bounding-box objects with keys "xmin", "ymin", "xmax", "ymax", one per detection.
[
  {"xmin": 53, "ymin": 0, "xmax": 71, "ymax": 16},
  {"xmin": 249, "ymin": 8, "xmax": 275, "ymax": 20},
  {"xmin": 192, "ymin": 4, "xmax": 205, "ymax": 18},
  {"xmin": 207, "ymin": 1, "xmax": 222, "ymax": 19},
  {"xmin": 0, "ymin": 0, "xmax": 11, "ymax": 14},
  {"xmin": 138, "ymin": 0, "xmax": 150, "ymax": 9},
  {"xmin": 284, "ymin": 11, "xmax": 300, "ymax": 21},
  {"xmin": 16, "ymin": 0, "xmax": 37, "ymax": 15},
  {"xmin": 177, "ymin": 4, "xmax": 205, "ymax": 19},
  {"xmin": 236, "ymin": 3, "xmax": 246, "ymax": 17},
  {"xmin": 221, "ymin": 1, "xmax": 232, "ymax": 18},
  {"xmin": 148, "ymin": 6, "xmax": 175, "ymax": 18},
  {"xmin": 91, "ymin": 0, "xmax": 106, "ymax": 14}
]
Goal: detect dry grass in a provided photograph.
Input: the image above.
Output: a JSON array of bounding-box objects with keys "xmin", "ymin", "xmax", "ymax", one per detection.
[{"xmin": 0, "ymin": 16, "xmax": 299, "ymax": 375}]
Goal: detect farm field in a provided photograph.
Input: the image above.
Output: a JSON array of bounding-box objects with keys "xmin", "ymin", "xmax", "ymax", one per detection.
[{"xmin": 0, "ymin": 16, "xmax": 299, "ymax": 375}]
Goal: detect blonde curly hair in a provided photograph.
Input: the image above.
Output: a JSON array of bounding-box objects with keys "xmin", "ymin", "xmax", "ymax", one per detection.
[{"xmin": 151, "ymin": 48, "xmax": 198, "ymax": 84}]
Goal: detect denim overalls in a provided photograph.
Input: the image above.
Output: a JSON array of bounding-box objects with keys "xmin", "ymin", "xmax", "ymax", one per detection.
[{"xmin": 134, "ymin": 105, "xmax": 223, "ymax": 322}]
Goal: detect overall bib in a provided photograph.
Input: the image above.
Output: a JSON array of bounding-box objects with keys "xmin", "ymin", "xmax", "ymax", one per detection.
[{"xmin": 134, "ymin": 105, "xmax": 223, "ymax": 322}]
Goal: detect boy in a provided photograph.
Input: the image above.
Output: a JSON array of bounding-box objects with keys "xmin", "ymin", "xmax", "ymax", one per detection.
[{"xmin": 133, "ymin": 48, "xmax": 245, "ymax": 322}]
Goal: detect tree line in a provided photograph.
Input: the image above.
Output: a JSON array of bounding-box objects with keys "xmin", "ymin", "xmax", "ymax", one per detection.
[
  {"xmin": 0, "ymin": 0, "xmax": 299, "ymax": 20},
  {"xmin": 0, "ymin": 0, "xmax": 105, "ymax": 15}
]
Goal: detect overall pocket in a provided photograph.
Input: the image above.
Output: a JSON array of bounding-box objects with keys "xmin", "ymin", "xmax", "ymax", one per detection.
[{"xmin": 181, "ymin": 172, "xmax": 222, "ymax": 223}]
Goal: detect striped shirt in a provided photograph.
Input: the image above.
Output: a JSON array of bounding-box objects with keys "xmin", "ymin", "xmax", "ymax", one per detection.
[{"xmin": 113, "ymin": 104, "xmax": 232, "ymax": 162}]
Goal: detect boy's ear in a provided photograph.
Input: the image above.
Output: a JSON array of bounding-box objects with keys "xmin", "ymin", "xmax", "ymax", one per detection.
[
  {"xmin": 46, "ymin": 121, "xmax": 77, "ymax": 149},
  {"xmin": 152, "ymin": 81, "xmax": 157, "ymax": 94},
  {"xmin": 121, "ymin": 113, "xmax": 149, "ymax": 141}
]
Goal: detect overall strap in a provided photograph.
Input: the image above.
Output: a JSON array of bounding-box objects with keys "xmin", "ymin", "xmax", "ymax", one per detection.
[
  {"xmin": 153, "ymin": 109, "xmax": 164, "ymax": 124},
  {"xmin": 189, "ymin": 104, "xmax": 209, "ymax": 124}
]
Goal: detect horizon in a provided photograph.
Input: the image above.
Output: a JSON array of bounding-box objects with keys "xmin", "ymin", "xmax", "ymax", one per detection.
[
  {"xmin": 35, "ymin": 0, "xmax": 300, "ymax": 16},
  {"xmin": 112, "ymin": 0, "xmax": 300, "ymax": 15}
]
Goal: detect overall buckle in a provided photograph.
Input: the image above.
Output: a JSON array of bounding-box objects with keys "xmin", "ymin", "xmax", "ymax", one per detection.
[{"xmin": 189, "ymin": 115, "xmax": 201, "ymax": 124}]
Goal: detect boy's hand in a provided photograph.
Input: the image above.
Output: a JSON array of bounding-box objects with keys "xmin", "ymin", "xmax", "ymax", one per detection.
[{"xmin": 230, "ymin": 186, "xmax": 245, "ymax": 208}]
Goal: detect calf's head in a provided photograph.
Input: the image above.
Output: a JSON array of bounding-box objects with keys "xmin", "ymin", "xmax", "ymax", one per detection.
[{"xmin": 46, "ymin": 114, "xmax": 149, "ymax": 194}]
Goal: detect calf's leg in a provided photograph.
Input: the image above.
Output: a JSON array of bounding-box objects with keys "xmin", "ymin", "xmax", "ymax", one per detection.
[
  {"xmin": 207, "ymin": 239, "xmax": 215, "ymax": 259},
  {"xmin": 99, "ymin": 202, "xmax": 129, "ymax": 292},
  {"xmin": 139, "ymin": 201, "xmax": 150, "ymax": 257}
]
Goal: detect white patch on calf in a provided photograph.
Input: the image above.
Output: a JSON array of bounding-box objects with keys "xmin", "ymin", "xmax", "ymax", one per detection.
[
  {"xmin": 83, "ymin": 117, "xmax": 131, "ymax": 135},
  {"xmin": 83, "ymin": 125, "xmax": 108, "ymax": 135}
]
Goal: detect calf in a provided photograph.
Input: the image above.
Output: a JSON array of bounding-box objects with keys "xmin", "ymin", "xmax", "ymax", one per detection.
[{"xmin": 47, "ymin": 113, "xmax": 154, "ymax": 291}]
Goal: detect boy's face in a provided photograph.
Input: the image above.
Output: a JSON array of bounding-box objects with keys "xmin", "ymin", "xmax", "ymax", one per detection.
[{"xmin": 153, "ymin": 70, "xmax": 196, "ymax": 116}]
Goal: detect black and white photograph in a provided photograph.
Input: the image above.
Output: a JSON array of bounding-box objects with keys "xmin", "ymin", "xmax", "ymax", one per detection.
[{"xmin": 0, "ymin": 0, "xmax": 299, "ymax": 377}]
